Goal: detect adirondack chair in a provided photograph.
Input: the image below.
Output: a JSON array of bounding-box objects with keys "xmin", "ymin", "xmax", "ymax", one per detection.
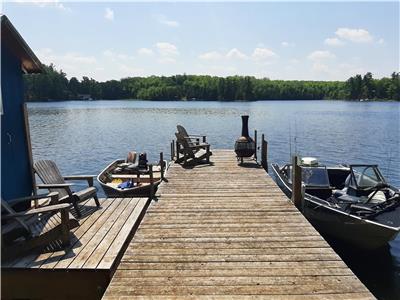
[
  {"xmin": 175, "ymin": 131, "xmax": 212, "ymax": 165},
  {"xmin": 177, "ymin": 125, "xmax": 208, "ymax": 146},
  {"xmin": 33, "ymin": 160, "xmax": 100, "ymax": 218},
  {"xmin": 1, "ymin": 193, "xmax": 79, "ymax": 260}
]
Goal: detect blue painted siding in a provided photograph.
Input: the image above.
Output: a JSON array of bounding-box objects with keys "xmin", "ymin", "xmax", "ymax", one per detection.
[{"xmin": 1, "ymin": 44, "xmax": 33, "ymax": 201}]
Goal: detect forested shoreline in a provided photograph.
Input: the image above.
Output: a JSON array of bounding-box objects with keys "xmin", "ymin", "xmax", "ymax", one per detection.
[{"xmin": 24, "ymin": 64, "xmax": 400, "ymax": 101}]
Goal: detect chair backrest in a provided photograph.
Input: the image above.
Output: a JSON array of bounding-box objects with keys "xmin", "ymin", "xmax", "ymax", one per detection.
[
  {"xmin": 177, "ymin": 125, "xmax": 189, "ymax": 138},
  {"xmin": 1, "ymin": 199, "xmax": 30, "ymax": 233},
  {"xmin": 177, "ymin": 125, "xmax": 197, "ymax": 147},
  {"xmin": 126, "ymin": 151, "xmax": 137, "ymax": 164},
  {"xmin": 33, "ymin": 160, "xmax": 70, "ymax": 199},
  {"xmin": 175, "ymin": 132, "xmax": 195, "ymax": 158}
]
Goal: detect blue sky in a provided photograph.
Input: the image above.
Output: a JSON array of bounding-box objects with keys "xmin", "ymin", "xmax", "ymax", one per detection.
[{"xmin": 2, "ymin": 1, "xmax": 399, "ymax": 81}]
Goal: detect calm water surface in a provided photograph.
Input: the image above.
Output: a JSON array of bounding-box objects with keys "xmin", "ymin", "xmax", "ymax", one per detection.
[{"xmin": 28, "ymin": 100, "xmax": 400, "ymax": 299}]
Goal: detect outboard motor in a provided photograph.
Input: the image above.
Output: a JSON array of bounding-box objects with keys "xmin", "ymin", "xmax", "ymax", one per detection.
[{"xmin": 138, "ymin": 152, "xmax": 148, "ymax": 169}]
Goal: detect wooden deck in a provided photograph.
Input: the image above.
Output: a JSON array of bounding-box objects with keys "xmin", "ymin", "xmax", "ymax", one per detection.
[
  {"xmin": 103, "ymin": 150, "xmax": 374, "ymax": 299},
  {"xmin": 2, "ymin": 197, "xmax": 149, "ymax": 300}
]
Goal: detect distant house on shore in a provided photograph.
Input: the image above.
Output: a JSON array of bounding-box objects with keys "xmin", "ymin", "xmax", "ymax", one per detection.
[{"xmin": 1, "ymin": 15, "xmax": 43, "ymax": 202}]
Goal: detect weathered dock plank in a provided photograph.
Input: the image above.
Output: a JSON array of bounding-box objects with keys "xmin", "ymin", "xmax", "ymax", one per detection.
[
  {"xmin": 1, "ymin": 197, "xmax": 149, "ymax": 300},
  {"xmin": 103, "ymin": 150, "xmax": 374, "ymax": 299}
]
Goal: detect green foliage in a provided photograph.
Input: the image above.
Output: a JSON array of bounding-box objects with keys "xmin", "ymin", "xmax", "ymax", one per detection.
[
  {"xmin": 24, "ymin": 64, "xmax": 399, "ymax": 101},
  {"xmin": 345, "ymin": 72, "xmax": 400, "ymax": 101}
]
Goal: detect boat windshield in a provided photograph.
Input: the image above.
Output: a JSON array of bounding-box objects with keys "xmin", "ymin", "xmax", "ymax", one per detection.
[
  {"xmin": 350, "ymin": 165, "xmax": 386, "ymax": 188},
  {"xmin": 301, "ymin": 166, "xmax": 330, "ymax": 187}
]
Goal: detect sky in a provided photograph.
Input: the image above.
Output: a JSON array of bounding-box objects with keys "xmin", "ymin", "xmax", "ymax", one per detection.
[{"xmin": 2, "ymin": 1, "xmax": 399, "ymax": 81}]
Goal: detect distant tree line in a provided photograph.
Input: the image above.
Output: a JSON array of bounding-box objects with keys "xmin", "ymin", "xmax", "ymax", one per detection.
[{"xmin": 24, "ymin": 64, "xmax": 400, "ymax": 101}]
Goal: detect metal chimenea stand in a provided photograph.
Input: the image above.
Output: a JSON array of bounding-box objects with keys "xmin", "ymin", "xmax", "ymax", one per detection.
[{"xmin": 234, "ymin": 115, "xmax": 256, "ymax": 164}]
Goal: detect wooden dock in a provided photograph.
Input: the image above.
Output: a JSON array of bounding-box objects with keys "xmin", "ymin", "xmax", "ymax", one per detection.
[
  {"xmin": 103, "ymin": 150, "xmax": 373, "ymax": 299},
  {"xmin": 2, "ymin": 197, "xmax": 149, "ymax": 300}
]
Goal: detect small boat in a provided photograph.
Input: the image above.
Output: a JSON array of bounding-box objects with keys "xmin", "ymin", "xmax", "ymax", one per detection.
[
  {"xmin": 97, "ymin": 152, "xmax": 168, "ymax": 197},
  {"xmin": 272, "ymin": 158, "xmax": 400, "ymax": 249}
]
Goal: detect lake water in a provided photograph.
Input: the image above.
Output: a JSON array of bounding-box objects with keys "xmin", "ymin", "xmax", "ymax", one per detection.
[{"xmin": 28, "ymin": 100, "xmax": 400, "ymax": 299}]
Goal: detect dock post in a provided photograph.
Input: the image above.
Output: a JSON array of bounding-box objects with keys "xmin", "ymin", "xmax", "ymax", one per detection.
[
  {"xmin": 291, "ymin": 155, "xmax": 302, "ymax": 209},
  {"xmin": 254, "ymin": 129, "xmax": 257, "ymax": 162},
  {"xmin": 160, "ymin": 152, "xmax": 164, "ymax": 180},
  {"xmin": 175, "ymin": 140, "xmax": 180, "ymax": 162},
  {"xmin": 149, "ymin": 164, "xmax": 154, "ymax": 199},
  {"xmin": 261, "ymin": 134, "xmax": 268, "ymax": 172},
  {"xmin": 170, "ymin": 141, "xmax": 174, "ymax": 161}
]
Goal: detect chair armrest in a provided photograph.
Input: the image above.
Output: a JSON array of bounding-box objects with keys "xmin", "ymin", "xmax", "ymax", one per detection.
[
  {"xmin": 7, "ymin": 192, "xmax": 59, "ymax": 207},
  {"xmin": 36, "ymin": 183, "xmax": 74, "ymax": 189},
  {"xmin": 2, "ymin": 203, "xmax": 72, "ymax": 220},
  {"xmin": 187, "ymin": 134, "xmax": 206, "ymax": 138},
  {"xmin": 64, "ymin": 175, "xmax": 95, "ymax": 187},
  {"xmin": 188, "ymin": 143, "xmax": 210, "ymax": 150}
]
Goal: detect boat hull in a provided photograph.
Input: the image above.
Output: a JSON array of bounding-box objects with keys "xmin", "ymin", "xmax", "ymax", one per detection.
[
  {"xmin": 97, "ymin": 159, "xmax": 168, "ymax": 198},
  {"xmin": 271, "ymin": 163, "xmax": 399, "ymax": 249}
]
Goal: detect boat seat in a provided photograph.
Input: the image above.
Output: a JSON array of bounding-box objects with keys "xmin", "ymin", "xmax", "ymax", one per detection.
[
  {"xmin": 332, "ymin": 174, "xmax": 353, "ymax": 200},
  {"xmin": 333, "ymin": 188, "xmax": 347, "ymax": 197},
  {"xmin": 337, "ymin": 193, "xmax": 362, "ymax": 203}
]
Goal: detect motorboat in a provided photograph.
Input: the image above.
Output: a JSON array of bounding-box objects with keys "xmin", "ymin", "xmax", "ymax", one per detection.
[{"xmin": 272, "ymin": 158, "xmax": 400, "ymax": 249}]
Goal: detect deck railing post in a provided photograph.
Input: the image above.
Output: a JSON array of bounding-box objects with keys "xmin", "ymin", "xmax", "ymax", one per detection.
[
  {"xmin": 261, "ymin": 134, "xmax": 268, "ymax": 172},
  {"xmin": 160, "ymin": 152, "xmax": 164, "ymax": 180},
  {"xmin": 291, "ymin": 155, "xmax": 303, "ymax": 209},
  {"xmin": 254, "ymin": 129, "xmax": 257, "ymax": 162},
  {"xmin": 149, "ymin": 164, "xmax": 154, "ymax": 199}
]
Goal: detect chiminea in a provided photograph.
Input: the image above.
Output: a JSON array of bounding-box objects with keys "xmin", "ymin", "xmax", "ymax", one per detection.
[{"xmin": 234, "ymin": 115, "xmax": 255, "ymax": 162}]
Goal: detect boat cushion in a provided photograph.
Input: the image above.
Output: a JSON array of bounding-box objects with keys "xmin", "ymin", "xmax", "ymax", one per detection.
[{"xmin": 368, "ymin": 191, "xmax": 387, "ymax": 204}]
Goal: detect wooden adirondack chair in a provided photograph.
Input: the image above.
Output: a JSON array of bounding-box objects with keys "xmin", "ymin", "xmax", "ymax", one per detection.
[
  {"xmin": 1, "ymin": 193, "xmax": 79, "ymax": 260},
  {"xmin": 175, "ymin": 131, "xmax": 212, "ymax": 165},
  {"xmin": 177, "ymin": 125, "xmax": 208, "ymax": 146},
  {"xmin": 33, "ymin": 160, "xmax": 100, "ymax": 218}
]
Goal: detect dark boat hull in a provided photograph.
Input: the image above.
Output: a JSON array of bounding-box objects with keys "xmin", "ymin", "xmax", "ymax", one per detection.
[{"xmin": 271, "ymin": 163, "xmax": 399, "ymax": 249}]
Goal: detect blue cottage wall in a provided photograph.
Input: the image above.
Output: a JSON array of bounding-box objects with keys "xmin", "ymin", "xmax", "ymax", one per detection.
[{"xmin": 1, "ymin": 43, "xmax": 33, "ymax": 201}]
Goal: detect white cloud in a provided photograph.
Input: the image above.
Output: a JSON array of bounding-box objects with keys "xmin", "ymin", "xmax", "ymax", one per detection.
[
  {"xmin": 335, "ymin": 27, "xmax": 373, "ymax": 43},
  {"xmin": 102, "ymin": 49, "xmax": 133, "ymax": 61},
  {"xmin": 252, "ymin": 47, "xmax": 278, "ymax": 60},
  {"xmin": 103, "ymin": 49, "xmax": 113, "ymax": 57},
  {"xmin": 14, "ymin": 0, "xmax": 69, "ymax": 11},
  {"xmin": 324, "ymin": 37, "xmax": 345, "ymax": 47},
  {"xmin": 156, "ymin": 42, "xmax": 179, "ymax": 56},
  {"xmin": 226, "ymin": 48, "xmax": 248, "ymax": 60},
  {"xmin": 312, "ymin": 62, "xmax": 330, "ymax": 73},
  {"xmin": 198, "ymin": 51, "xmax": 223, "ymax": 60},
  {"xmin": 158, "ymin": 57, "xmax": 176, "ymax": 64},
  {"xmin": 36, "ymin": 48, "xmax": 97, "ymax": 78},
  {"xmin": 199, "ymin": 49, "xmax": 247, "ymax": 61},
  {"xmin": 378, "ymin": 38, "xmax": 385, "ymax": 45},
  {"xmin": 104, "ymin": 8, "xmax": 114, "ymax": 21},
  {"xmin": 281, "ymin": 41, "xmax": 295, "ymax": 47},
  {"xmin": 154, "ymin": 14, "xmax": 179, "ymax": 27},
  {"xmin": 137, "ymin": 48, "xmax": 154, "ymax": 56},
  {"xmin": 308, "ymin": 50, "xmax": 336, "ymax": 61}
]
